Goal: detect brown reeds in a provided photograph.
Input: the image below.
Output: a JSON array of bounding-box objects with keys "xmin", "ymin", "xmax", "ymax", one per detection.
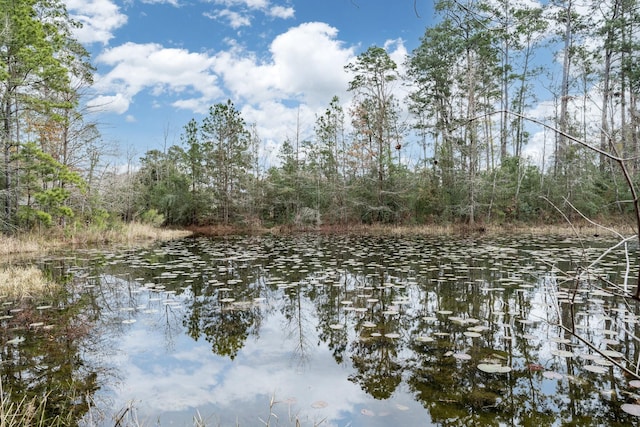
[{"xmin": 0, "ymin": 265, "xmax": 57, "ymax": 300}]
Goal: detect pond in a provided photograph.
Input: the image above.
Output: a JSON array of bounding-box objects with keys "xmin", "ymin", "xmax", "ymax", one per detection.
[{"xmin": 2, "ymin": 234, "xmax": 640, "ymax": 426}]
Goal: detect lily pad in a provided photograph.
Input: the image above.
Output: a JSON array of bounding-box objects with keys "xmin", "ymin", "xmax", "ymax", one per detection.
[
  {"xmin": 550, "ymin": 349, "xmax": 575, "ymax": 358},
  {"xmin": 601, "ymin": 349, "xmax": 623, "ymax": 358},
  {"xmin": 453, "ymin": 352, "xmax": 472, "ymax": 360},
  {"xmin": 594, "ymin": 358, "xmax": 614, "ymax": 366},
  {"xmin": 583, "ymin": 365, "xmax": 608, "ymax": 374},
  {"xmin": 621, "ymin": 403, "xmax": 640, "ymax": 417},
  {"xmin": 477, "ymin": 363, "xmax": 511, "ymax": 374},
  {"xmin": 542, "ymin": 371, "xmax": 563, "ymax": 380},
  {"xmin": 6, "ymin": 336, "xmax": 25, "ymax": 345}
]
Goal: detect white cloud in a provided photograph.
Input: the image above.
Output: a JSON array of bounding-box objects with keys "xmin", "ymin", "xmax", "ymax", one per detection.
[
  {"xmin": 106, "ymin": 310, "xmax": 375, "ymax": 424},
  {"xmin": 86, "ymin": 93, "xmax": 130, "ymax": 114},
  {"xmin": 266, "ymin": 22, "xmax": 354, "ymax": 106},
  {"xmin": 141, "ymin": 0, "xmax": 181, "ymax": 5},
  {"xmin": 92, "ymin": 42, "xmax": 222, "ymax": 110},
  {"xmin": 64, "ymin": 0, "xmax": 128, "ymax": 45},
  {"xmin": 207, "ymin": 0, "xmax": 295, "ymax": 27},
  {"xmin": 211, "ymin": 48, "xmax": 282, "ymax": 103},
  {"xmin": 172, "ymin": 98, "xmax": 212, "ymax": 114},
  {"xmin": 214, "ymin": 0, "xmax": 270, "ymax": 8},
  {"xmin": 268, "ymin": 5, "xmax": 295, "ymax": 19},
  {"xmin": 207, "ymin": 9, "xmax": 252, "ymax": 28},
  {"xmin": 86, "ymin": 21, "xmax": 396, "ymax": 165}
]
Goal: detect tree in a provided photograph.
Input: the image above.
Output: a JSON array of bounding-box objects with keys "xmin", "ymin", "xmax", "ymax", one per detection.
[
  {"xmin": 345, "ymin": 46, "xmax": 402, "ymax": 223},
  {"xmin": 135, "ymin": 148, "xmax": 191, "ymax": 225},
  {"xmin": 263, "ymin": 138, "xmax": 299, "ymax": 224},
  {"xmin": 409, "ymin": 0, "xmax": 501, "ymax": 225},
  {"xmin": 314, "ymin": 96, "xmax": 347, "ymax": 224},
  {"xmin": 0, "ymin": 0, "xmax": 91, "ymax": 231},
  {"xmin": 180, "ymin": 118, "xmax": 213, "ymax": 224},
  {"xmin": 484, "ymin": 0, "xmax": 548, "ymax": 159},
  {"xmin": 14, "ymin": 141, "xmax": 84, "ymax": 228},
  {"xmin": 407, "ymin": 18, "xmax": 462, "ymax": 208},
  {"xmin": 201, "ymin": 100, "xmax": 252, "ymax": 225}
]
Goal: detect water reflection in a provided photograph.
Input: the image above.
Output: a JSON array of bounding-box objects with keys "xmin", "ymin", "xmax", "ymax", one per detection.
[
  {"xmin": 2, "ymin": 234, "xmax": 640, "ymax": 426},
  {"xmin": 0, "ymin": 258, "xmax": 102, "ymax": 425}
]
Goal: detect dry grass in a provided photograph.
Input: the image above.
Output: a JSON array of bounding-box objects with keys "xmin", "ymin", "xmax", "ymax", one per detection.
[
  {"xmin": 310, "ymin": 221, "xmax": 635, "ymax": 239},
  {"xmin": 122, "ymin": 222, "xmax": 192, "ymax": 242},
  {"xmin": 189, "ymin": 221, "xmax": 634, "ymax": 239},
  {"xmin": 0, "ymin": 235, "xmax": 41, "ymax": 256},
  {"xmin": 0, "ymin": 223, "xmax": 193, "ymax": 256},
  {"xmin": 69, "ymin": 222, "xmax": 192, "ymax": 246},
  {"xmin": 0, "ymin": 377, "xmax": 72, "ymax": 427},
  {"xmin": 0, "ymin": 265, "xmax": 57, "ymax": 300}
]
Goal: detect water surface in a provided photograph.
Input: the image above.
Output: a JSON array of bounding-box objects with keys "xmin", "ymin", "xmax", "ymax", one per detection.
[{"xmin": 2, "ymin": 234, "xmax": 640, "ymax": 426}]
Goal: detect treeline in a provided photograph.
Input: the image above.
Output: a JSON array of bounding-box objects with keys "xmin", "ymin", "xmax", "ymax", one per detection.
[{"xmin": 1, "ymin": 0, "xmax": 639, "ymax": 234}]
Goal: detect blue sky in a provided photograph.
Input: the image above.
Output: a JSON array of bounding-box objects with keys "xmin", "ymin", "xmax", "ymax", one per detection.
[{"xmin": 64, "ymin": 0, "xmax": 436, "ymax": 167}]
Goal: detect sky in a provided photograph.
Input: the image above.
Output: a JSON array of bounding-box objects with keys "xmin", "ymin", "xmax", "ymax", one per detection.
[{"xmin": 63, "ymin": 0, "xmax": 436, "ymax": 167}]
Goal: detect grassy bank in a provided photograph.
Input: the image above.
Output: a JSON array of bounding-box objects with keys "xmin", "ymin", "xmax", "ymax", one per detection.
[
  {"xmin": 189, "ymin": 220, "xmax": 636, "ymax": 239},
  {"xmin": 3, "ymin": 220, "xmax": 632, "ymax": 257},
  {"xmin": 0, "ymin": 223, "xmax": 193, "ymax": 257}
]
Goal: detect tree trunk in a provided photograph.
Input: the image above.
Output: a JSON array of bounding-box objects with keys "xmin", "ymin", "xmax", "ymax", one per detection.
[{"xmin": 557, "ymin": 0, "xmax": 573, "ymax": 175}]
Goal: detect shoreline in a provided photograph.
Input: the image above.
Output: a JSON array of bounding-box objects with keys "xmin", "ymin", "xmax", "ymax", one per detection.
[{"xmin": 1, "ymin": 220, "xmax": 636, "ymax": 258}]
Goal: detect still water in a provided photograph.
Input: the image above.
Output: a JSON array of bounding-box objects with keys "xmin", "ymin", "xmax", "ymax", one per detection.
[{"xmin": 3, "ymin": 234, "xmax": 640, "ymax": 426}]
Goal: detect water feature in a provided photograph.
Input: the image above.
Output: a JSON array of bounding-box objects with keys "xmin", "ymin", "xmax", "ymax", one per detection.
[{"xmin": 2, "ymin": 234, "xmax": 640, "ymax": 426}]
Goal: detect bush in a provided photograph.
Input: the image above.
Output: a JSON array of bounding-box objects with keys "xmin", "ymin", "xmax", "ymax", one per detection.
[{"xmin": 140, "ymin": 209, "xmax": 165, "ymax": 227}]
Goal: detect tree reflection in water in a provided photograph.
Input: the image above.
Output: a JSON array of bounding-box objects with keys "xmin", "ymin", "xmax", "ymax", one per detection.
[{"xmin": 1, "ymin": 235, "xmax": 639, "ymax": 426}]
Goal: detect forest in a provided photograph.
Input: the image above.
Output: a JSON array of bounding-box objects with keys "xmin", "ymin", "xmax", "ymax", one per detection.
[{"xmin": 2, "ymin": 0, "xmax": 640, "ymax": 234}]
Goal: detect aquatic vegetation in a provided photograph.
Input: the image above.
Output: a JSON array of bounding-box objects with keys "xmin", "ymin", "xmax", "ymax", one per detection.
[{"xmin": 2, "ymin": 234, "xmax": 640, "ymax": 426}]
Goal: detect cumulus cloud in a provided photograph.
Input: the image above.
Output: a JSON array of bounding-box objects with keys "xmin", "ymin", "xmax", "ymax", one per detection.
[
  {"xmin": 64, "ymin": 0, "xmax": 128, "ymax": 45},
  {"xmin": 87, "ymin": 20, "xmax": 406, "ymax": 165},
  {"xmin": 204, "ymin": 22, "xmax": 354, "ymax": 108},
  {"xmin": 91, "ymin": 42, "xmax": 222, "ymax": 111},
  {"xmin": 267, "ymin": 22, "xmax": 354, "ymax": 106}
]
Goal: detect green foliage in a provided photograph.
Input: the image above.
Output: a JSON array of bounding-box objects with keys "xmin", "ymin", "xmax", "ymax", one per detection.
[
  {"xmin": 201, "ymin": 100, "xmax": 252, "ymax": 225},
  {"xmin": 12, "ymin": 142, "xmax": 83, "ymax": 229},
  {"xmin": 135, "ymin": 149, "xmax": 194, "ymax": 226},
  {"xmin": 29, "ymin": 0, "xmax": 635, "ymax": 232},
  {"xmin": 0, "ymin": 0, "xmax": 93, "ymax": 231},
  {"xmin": 140, "ymin": 209, "xmax": 165, "ymax": 227},
  {"xmin": 134, "ymin": 100, "xmax": 254, "ymax": 226}
]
